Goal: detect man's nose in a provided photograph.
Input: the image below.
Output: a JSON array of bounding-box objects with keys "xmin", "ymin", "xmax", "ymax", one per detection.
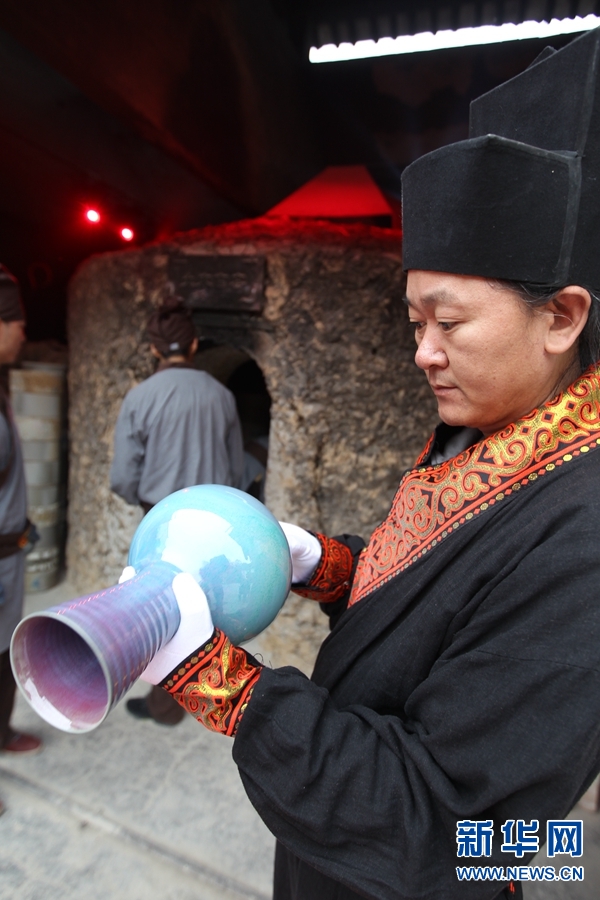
[{"xmin": 414, "ymin": 327, "xmax": 447, "ymax": 370}]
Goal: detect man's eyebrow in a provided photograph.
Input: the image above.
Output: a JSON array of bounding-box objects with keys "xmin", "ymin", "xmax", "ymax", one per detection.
[{"xmin": 403, "ymin": 289, "xmax": 460, "ymax": 308}]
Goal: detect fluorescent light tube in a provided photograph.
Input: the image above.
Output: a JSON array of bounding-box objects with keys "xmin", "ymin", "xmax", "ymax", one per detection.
[{"xmin": 309, "ymin": 15, "xmax": 600, "ymax": 63}]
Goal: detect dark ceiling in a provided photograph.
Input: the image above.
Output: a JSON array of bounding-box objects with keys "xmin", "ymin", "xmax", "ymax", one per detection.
[{"xmin": 0, "ymin": 0, "xmax": 587, "ymax": 341}]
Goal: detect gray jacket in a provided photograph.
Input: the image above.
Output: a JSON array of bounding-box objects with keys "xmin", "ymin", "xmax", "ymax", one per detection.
[
  {"xmin": 110, "ymin": 367, "xmax": 245, "ymax": 507},
  {"xmin": 0, "ymin": 393, "xmax": 27, "ymax": 652}
]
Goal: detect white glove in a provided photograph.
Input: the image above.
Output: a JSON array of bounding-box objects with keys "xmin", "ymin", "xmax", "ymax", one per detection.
[
  {"xmin": 118, "ymin": 565, "xmax": 137, "ymax": 584},
  {"xmin": 278, "ymin": 522, "xmax": 322, "ymax": 584},
  {"xmin": 119, "ymin": 567, "xmax": 214, "ymax": 685}
]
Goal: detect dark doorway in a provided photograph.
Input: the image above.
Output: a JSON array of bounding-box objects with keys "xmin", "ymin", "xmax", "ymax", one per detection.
[
  {"xmin": 193, "ymin": 343, "xmax": 271, "ymax": 500},
  {"xmin": 227, "ymin": 359, "xmax": 271, "ymax": 501}
]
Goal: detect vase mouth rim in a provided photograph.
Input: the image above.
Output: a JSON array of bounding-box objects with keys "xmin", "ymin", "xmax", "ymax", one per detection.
[{"xmin": 11, "ymin": 610, "xmax": 112, "ymax": 734}]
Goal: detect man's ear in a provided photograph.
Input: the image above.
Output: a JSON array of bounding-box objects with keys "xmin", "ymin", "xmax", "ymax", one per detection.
[
  {"xmin": 544, "ymin": 287, "xmax": 591, "ymax": 356},
  {"xmin": 150, "ymin": 344, "xmax": 162, "ymax": 360},
  {"xmin": 187, "ymin": 337, "xmax": 199, "ymax": 359}
]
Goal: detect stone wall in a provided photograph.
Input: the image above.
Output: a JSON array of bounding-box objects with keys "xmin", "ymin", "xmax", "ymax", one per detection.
[{"xmin": 67, "ymin": 219, "xmax": 438, "ymax": 671}]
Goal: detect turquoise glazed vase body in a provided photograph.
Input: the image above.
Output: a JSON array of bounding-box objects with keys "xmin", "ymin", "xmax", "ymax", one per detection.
[{"xmin": 11, "ymin": 485, "xmax": 291, "ymax": 733}]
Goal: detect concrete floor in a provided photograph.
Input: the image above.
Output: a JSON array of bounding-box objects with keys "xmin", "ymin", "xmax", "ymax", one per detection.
[
  {"xmin": 1, "ymin": 579, "xmax": 599, "ymax": 900},
  {"xmin": 1, "ymin": 579, "xmax": 274, "ymax": 900}
]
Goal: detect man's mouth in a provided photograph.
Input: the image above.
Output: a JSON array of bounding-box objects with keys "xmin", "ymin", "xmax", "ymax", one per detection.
[{"xmin": 429, "ymin": 382, "xmax": 456, "ymax": 395}]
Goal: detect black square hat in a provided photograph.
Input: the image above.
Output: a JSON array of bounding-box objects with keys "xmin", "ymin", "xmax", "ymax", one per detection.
[{"xmin": 401, "ymin": 26, "xmax": 600, "ymax": 287}]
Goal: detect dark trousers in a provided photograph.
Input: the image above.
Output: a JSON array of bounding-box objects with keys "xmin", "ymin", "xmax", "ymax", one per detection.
[
  {"xmin": 0, "ymin": 647, "xmax": 16, "ymax": 748},
  {"xmin": 146, "ymin": 683, "xmax": 185, "ymax": 725}
]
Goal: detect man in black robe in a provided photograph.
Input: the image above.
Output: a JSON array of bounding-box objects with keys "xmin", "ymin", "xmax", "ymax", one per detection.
[{"xmin": 127, "ymin": 26, "xmax": 600, "ymax": 900}]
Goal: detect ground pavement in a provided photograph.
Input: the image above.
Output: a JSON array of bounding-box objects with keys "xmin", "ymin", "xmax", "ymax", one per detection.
[
  {"xmin": 0, "ymin": 580, "xmax": 598, "ymax": 900},
  {"xmin": 0, "ymin": 580, "xmax": 275, "ymax": 900}
]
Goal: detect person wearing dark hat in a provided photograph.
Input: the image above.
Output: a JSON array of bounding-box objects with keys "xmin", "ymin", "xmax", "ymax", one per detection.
[
  {"xmin": 0, "ymin": 265, "xmax": 41, "ymax": 816},
  {"xmin": 120, "ymin": 27, "xmax": 600, "ymax": 900},
  {"xmin": 110, "ymin": 296, "xmax": 244, "ymax": 725}
]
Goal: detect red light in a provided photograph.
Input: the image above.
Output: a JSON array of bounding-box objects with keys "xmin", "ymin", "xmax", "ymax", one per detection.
[
  {"xmin": 120, "ymin": 227, "xmax": 134, "ymax": 241},
  {"xmin": 85, "ymin": 208, "xmax": 101, "ymax": 223}
]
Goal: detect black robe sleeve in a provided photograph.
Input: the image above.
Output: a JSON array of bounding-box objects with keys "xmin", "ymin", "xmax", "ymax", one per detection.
[{"xmin": 232, "ymin": 501, "xmax": 600, "ymax": 900}]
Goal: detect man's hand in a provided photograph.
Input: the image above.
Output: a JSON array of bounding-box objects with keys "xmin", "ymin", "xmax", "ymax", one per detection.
[
  {"xmin": 119, "ymin": 567, "xmax": 214, "ymax": 684},
  {"xmin": 278, "ymin": 522, "xmax": 322, "ymax": 584}
]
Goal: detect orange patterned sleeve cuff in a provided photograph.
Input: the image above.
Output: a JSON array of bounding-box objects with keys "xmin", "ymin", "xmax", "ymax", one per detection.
[
  {"xmin": 160, "ymin": 629, "xmax": 262, "ymax": 737},
  {"xmin": 292, "ymin": 532, "xmax": 354, "ymax": 604}
]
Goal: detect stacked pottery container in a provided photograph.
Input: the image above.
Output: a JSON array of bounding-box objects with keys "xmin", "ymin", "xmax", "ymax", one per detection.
[{"xmin": 9, "ymin": 362, "xmax": 67, "ymax": 591}]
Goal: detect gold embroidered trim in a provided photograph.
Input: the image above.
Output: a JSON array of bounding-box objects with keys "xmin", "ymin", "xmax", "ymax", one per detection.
[
  {"xmin": 292, "ymin": 533, "xmax": 354, "ymax": 603},
  {"xmin": 162, "ymin": 629, "xmax": 262, "ymax": 737},
  {"xmin": 349, "ymin": 365, "xmax": 600, "ymax": 606}
]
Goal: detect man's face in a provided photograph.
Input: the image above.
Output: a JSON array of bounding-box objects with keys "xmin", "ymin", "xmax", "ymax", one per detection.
[
  {"xmin": 0, "ymin": 319, "xmax": 26, "ymax": 365},
  {"xmin": 405, "ymin": 271, "xmax": 566, "ymax": 436}
]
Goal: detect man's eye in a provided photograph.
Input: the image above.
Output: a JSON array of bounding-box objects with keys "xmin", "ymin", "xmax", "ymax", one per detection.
[
  {"xmin": 409, "ymin": 321, "xmax": 425, "ymax": 330},
  {"xmin": 438, "ymin": 321, "xmax": 456, "ymax": 331}
]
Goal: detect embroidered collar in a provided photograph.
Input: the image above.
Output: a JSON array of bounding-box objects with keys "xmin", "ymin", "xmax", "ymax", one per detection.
[{"xmin": 349, "ymin": 363, "xmax": 600, "ymax": 606}]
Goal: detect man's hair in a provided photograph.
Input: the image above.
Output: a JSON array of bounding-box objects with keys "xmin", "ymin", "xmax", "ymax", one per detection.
[
  {"xmin": 495, "ymin": 280, "xmax": 600, "ymax": 372},
  {"xmin": 0, "ymin": 264, "xmax": 25, "ymax": 323},
  {"xmin": 146, "ymin": 297, "xmax": 196, "ymax": 357}
]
